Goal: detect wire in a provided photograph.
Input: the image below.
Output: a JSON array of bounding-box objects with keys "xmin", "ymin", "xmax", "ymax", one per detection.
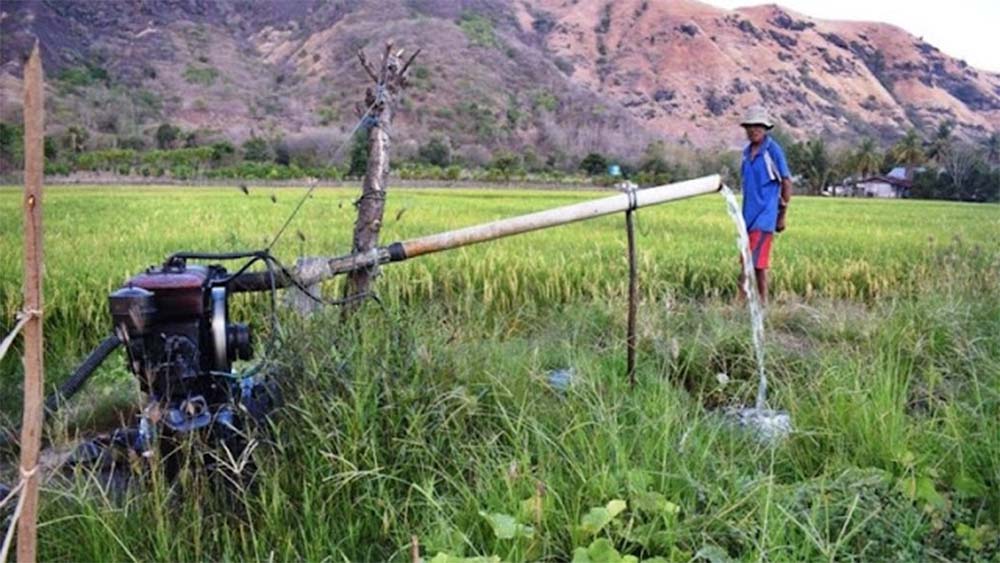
[{"xmin": 265, "ymin": 98, "xmax": 383, "ymax": 252}]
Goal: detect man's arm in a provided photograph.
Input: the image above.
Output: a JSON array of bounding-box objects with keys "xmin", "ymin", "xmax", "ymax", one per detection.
[{"xmin": 776, "ymin": 177, "xmax": 792, "ymax": 232}]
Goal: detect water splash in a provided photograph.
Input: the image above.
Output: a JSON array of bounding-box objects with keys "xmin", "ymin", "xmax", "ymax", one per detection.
[{"xmin": 720, "ymin": 185, "xmax": 769, "ymax": 410}]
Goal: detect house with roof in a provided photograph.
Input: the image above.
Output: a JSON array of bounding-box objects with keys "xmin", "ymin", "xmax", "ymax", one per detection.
[
  {"xmin": 823, "ymin": 167, "xmax": 920, "ymax": 198},
  {"xmin": 855, "ymin": 167, "xmax": 913, "ymax": 198}
]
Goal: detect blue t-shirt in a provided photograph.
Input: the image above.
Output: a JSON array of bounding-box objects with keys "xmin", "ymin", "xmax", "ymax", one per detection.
[{"xmin": 741, "ymin": 136, "xmax": 791, "ymax": 233}]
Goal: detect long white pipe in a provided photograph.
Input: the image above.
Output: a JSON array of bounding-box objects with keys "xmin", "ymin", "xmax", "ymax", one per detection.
[
  {"xmin": 234, "ymin": 174, "xmax": 721, "ymax": 291},
  {"xmin": 395, "ymin": 174, "xmax": 721, "ymax": 259}
]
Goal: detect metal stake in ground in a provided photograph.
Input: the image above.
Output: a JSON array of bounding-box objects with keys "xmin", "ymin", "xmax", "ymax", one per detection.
[
  {"xmin": 625, "ymin": 189, "xmax": 638, "ymax": 387},
  {"xmin": 345, "ymin": 41, "xmax": 420, "ymax": 306},
  {"xmin": 17, "ymin": 42, "xmax": 45, "ymax": 563}
]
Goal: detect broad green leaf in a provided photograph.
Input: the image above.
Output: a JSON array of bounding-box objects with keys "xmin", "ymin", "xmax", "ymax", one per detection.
[
  {"xmin": 952, "ymin": 473, "xmax": 987, "ymax": 498},
  {"xmin": 631, "ymin": 491, "xmax": 680, "ymax": 516},
  {"xmin": 896, "ymin": 475, "xmax": 917, "ymax": 501},
  {"xmin": 626, "ymin": 469, "xmax": 651, "ymax": 492},
  {"xmin": 519, "ymin": 495, "xmax": 545, "ymax": 522},
  {"xmin": 579, "ymin": 499, "xmax": 628, "ymax": 536},
  {"xmin": 478, "ymin": 511, "xmax": 534, "ymax": 540},
  {"xmin": 572, "ymin": 547, "xmax": 592, "ymax": 563},
  {"xmin": 579, "ymin": 538, "xmax": 638, "ymax": 563},
  {"xmin": 955, "ymin": 523, "xmax": 993, "ymax": 551},
  {"xmin": 694, "ymin": 545, "xmax": 733, "ymax": 563},
  {"xmin": 607, "ymin": 499, "xmax": 627, "ymax": 518},
  {"xmin": 429, "ymin": 554, "xmax": 502, "ymax": 563},
  {"xmin": 587, "ymin": 539, "xmax": 621, "ymax": 562},
  {"xmin": 915, "ymin": 476, "xmax": 948, "ymax": 511}
]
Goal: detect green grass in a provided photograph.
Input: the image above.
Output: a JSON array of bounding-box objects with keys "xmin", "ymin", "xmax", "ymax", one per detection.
[{"xmin": 1, "ymin": 185, "xmax": 998, "ymax": 561}]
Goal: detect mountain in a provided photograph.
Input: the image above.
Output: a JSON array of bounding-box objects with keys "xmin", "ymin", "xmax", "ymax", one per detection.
[
  {"xmin": 527, "ymin": 0, "xmax": 1000, "ymax": 145},
  {"xmin": 1, "ymin": 0, "xmax": 998, "ymax": 162}
]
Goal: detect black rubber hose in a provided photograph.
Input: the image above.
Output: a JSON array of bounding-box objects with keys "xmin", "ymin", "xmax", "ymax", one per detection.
[{"xmin": 44, "ymin": 333, "xmax": 121, "ymax": 415}]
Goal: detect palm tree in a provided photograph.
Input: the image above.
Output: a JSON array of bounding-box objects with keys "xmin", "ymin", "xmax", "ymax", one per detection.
[
  {"xmin": 854, "ymin": 138, "xmax": 882, "ymax": 178},
  {"xmin": 800, "ymin": 139, "xmax": 833, "ymax": 195},
  {"xmin": 890, "ymin": 129, "xmax": 926, "ymax": 176},
  {"xmin": 927, "ymin": 120, "xmax": 954, "ymax": 164}
]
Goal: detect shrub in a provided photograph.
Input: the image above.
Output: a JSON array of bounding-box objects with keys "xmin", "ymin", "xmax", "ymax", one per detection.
[
  {"xmin": 458, "ymin": 13, "xmax": 500, "ymax": 48},
  {"xmin": 183, "ymin": 65, "xmax": 219, "ymax": 86},
  {"xmin": 76, "ymin": 149, "xmax": 136, "ymax": 172},
  {"xmin": 579, "ymin": 153, "xmax": 608, "ymax": 176},
  {"xmin": 242, "ymin": 137, "xmax": 272, "ymax": 162},
  {"xmin": 418, "ymin": 136, "xmax": 452, "ymax": 167},
  {"xmin": 488, "ymin": 150, "xmax": 523, "ymax": 182},
  {"xmin": 156, "ymin": 123, "xmax": 181, "ymax": 150}
]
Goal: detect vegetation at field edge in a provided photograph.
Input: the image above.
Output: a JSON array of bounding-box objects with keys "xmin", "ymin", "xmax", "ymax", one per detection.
[{"xmin": 0, "ymin": 185, "xmax": 997, "ymax": 561}]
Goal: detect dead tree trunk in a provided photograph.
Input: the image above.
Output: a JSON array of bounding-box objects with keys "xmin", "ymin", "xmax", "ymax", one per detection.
[
  {"xmin": 345, "ymin": 41, "xmax": 419, "ymax": 304},
  {"xmin": 18, "ymin": 42, "xmax": 44, "ymax": 563}
]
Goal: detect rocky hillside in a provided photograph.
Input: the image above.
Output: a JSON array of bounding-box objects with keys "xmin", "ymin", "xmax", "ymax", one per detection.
[
  {"xmin": 1, "ymin": 0, "xmax": 997, "ymax": 159},
  {"xmin": 528, "ymin": 0, "xmax": 1000, "ymax": 145}
]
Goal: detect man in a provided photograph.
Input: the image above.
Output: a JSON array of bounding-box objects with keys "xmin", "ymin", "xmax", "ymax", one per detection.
[{"xmin": 739, "ymin": 107, "xmax": 792, "ymax": 305}]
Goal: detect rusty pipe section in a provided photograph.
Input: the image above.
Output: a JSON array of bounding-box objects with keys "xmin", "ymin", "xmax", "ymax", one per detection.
[{"xmin": 231, "ymin": 174, "xmax": 721, "ymax": 292}]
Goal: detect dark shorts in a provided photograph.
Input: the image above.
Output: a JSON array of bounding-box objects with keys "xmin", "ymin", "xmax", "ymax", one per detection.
[{"xmin": 748, "ymin": 230, "xmax": 773, "ymax": 270}]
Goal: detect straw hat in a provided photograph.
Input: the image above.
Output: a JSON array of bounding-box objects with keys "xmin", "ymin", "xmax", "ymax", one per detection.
[{"xmin": 740, "ymin": 106, "xmax": 774, "ymax": 129}]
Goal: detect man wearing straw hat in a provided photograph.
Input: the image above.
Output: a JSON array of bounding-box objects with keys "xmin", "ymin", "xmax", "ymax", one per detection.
[{"xmin": 739, "ymin": 106, "xmax": 792, "ymax": 304}]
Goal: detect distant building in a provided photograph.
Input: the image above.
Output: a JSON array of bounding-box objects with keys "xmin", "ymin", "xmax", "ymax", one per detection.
[
  {"xmin": 856, "ymin": 167, "xmax": 913, "ymax": 198},
  {"xmin": 825, "ymin": 167, "xmax": 915, "ymax": 198}
]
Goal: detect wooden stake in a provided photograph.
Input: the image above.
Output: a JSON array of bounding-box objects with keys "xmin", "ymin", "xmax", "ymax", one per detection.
[
  {"xmin": 17, "ymin": 42, "xmax": 45, "ymax": 563},
  {"xmin": 409, "ymin": 535, "xmax": 420, "ymax": 563}
]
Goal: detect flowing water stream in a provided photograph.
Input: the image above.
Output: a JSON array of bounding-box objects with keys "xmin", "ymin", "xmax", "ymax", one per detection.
[
  {"xmin": 718, "ymin": 185, "xmax": 791, "ymax": 442},
  {"xmin": 721, "ymin": 185, "xmax": 769, "ymax": 409}
]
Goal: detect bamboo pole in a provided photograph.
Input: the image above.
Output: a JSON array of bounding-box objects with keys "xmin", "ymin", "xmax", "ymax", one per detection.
[{"xmin": 17, "ymin": 42, "xmax": 44, "ymax": 563}]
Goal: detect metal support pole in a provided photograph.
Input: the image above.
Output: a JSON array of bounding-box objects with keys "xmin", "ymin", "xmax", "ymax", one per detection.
[{"xmin": 624, "ymin": 187, "xmax": 638, "ymax": 388}]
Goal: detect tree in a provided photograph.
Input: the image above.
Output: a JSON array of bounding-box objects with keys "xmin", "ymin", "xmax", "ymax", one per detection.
[
  {"xmin": 927, "ymin": 120, "xmax": 953, "ymax": 164},
  {"xmin": 210, "ymin": 141, "xmax": 235, "ymax": 162},
  {"xmin": 636, "ymin": 140, "xmax": 684, "ymax": 186},
  {"xmin": 889, "ymin": 129, "xmax": 925, "ymax": 173},
  {"xmin": 345, "ymin": 41, "xmax": 421, "ymax": 303},
  {"xmin": 417, "ymin": 135, "xmax": 452, "ymax": 166},
  {"xmin": 639, "ymin": 141, "xmax": 668, "ymax": 172},
  {"xmin": 242, "ymin": 136, "xmax": 271, "ymax": 162},
  {"xmin": 155, "ymin": 122, "xmax": 181, "ymax": 150},
  {"xmin": 489, "ymin": 150, "xmax": 523, "ymax": 182},
  {"xmin": 61, "ymin": 125, "xmax": 89, "ymax": 154},
  {"xmin": 273, "ymin": 140, "xmax": 291, "ymax": 166},
  {"xmin": 43, "ymin": 136, "xmax": 58, "ymax": 160},
  {"xmin": 852, "ymin": 138, "xmax": 882, "ymax": 178},
  {"xmin": 789, "ymin": 138, "xmax": 833, "ymax": 195},
  {"xmin": 579, "ymin": 152, "xmax": 608, "ymax": 176},
  {"xmin": 984, "ymin": 133, "xmax": 1000, "ymax": 166},
  {"xmin": 347, "ymin": 130, "xmax": 368, "ymax": 177},
  {"xmin": 0, "ymin": 121, "xmax": 23, "ymax": 171},
  {"xmin": 940, "ymin": 143, "xmax": 979, "ymax": 197}
]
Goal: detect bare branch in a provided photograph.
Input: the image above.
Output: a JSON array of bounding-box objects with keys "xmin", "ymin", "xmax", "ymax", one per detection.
[
  {"xmin": 357, "ymin": 49, "xmax": 377, "ymax": 82},
  {"xmin": 400, "ymin": 48, "xmax": 422, "ymax": 76}
]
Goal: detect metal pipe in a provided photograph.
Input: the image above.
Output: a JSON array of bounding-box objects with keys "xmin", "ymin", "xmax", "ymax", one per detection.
[
  {"xmin": 388, "ymin": 174, "xmax": 721, "ymax": 262},
  {"xmin": 625, "ymin": 207, "xmax": 638, "ymax": 387},
  {"xmin": 231, "ymin": 174, "xmax": 721, "ymax": 292}
]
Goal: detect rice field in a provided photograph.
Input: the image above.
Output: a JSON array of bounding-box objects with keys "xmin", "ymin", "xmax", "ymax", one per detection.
[{"xmin": 1, "ymin": 184, "xmax": 998, "ymax": 561}]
